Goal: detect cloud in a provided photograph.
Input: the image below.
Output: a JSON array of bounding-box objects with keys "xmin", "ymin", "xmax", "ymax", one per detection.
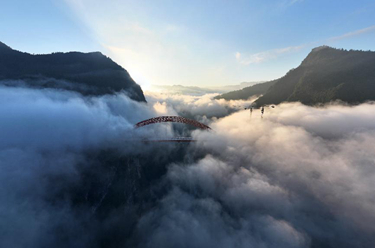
[
  {"xmin": 0, "ymin": 85, "xmax": 175, "ymax": 151},
  {"xmin": 134, "ymin": 102, "xmax": 375, "ymax": 248},
  {"xmin": 145, "ymin": 92, "xmax": 256, "ymax": 123},
  {"xmin": 0, "ymin": 83, "xmax": 177, "ymax": 248},
  {"xmin": 328, "ymin": 25, "xmax": 375, "ymax": 42},
  {"xmin": 1, "ymin": 83, "xmax": 375, "ymax": 247},
  {"xmin": 236, "ymin": 45, "xmax": 305, "ymax": 65}
]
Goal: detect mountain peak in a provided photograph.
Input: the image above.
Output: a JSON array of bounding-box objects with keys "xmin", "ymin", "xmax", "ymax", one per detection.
[
  {"xmin": 301, "ymin": 45, "xmax": 344, "ymax": 67},
  {"xmin": 311, "ymin": 45, "xmax": 331, "ymax": 52},
  {"xmin": 0, "ymin": 41, "xmax": 12, "ymax": 51}
]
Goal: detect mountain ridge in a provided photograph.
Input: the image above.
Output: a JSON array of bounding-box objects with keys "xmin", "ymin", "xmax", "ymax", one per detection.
[
  {"xmin": 214, "ymin": 80, "xmax": 277, "ymax": 100},
  {"xmin": 0, "ymin": 41, "xmax": 146, "ymax": 101},
  {"xmin": 216, "ymin": 46, "xmax": 375, "ymax": 105}
]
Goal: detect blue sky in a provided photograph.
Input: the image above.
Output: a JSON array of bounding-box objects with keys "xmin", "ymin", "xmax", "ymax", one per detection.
[{"xmin": 1, "ymin": 0, "xmax": 375, "ymax": 88}]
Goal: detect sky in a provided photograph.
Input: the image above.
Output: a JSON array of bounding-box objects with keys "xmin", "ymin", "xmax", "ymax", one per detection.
[{"xmin": 1, "ymin": 0, "xmax": 375, "ymax": 89}]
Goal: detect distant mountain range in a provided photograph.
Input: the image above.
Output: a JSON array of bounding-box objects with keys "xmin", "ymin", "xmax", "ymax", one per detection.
[
  {"xmin": 0, "ymin": 41, "xmax": 145, "ymax": 101},
  {"xmin": 216, "ymin": 46, "xmax": 375, "ymax": 105},
  {"xmin": 214, "ymin": 80, "xmax": 277, "ymax": 100},
  {"xmin": 151, "ymin": 82, "xmax": 261, "ymax": 96}
]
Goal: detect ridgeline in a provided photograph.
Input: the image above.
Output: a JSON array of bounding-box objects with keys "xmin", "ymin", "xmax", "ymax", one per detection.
[
  {"xmin": 216, "ymin": 46, "xmax": 375, "ymax": 105},
  {"xmin": 0, "ymin": 41, "xmax": 146, "ymax": 101}
]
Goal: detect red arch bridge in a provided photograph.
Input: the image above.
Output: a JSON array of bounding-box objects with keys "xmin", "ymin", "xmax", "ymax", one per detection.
[{"xmin": 134, "ymin": 116, "xmax": 211, "ymax": 142}]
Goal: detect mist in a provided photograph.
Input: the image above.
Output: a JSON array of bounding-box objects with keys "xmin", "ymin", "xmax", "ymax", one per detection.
[
  {"xmin": 145, "ymin": 92, "xmax": 255, "ymax": 123},
  {"xmin": 1, "ymin": 83, "xmax": 375, "ymax": 248}
]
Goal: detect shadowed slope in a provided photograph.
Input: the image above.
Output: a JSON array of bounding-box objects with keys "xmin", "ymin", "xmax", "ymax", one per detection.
[
  {"xmin": 256, "ymin": 46, "xmax": 375, "ymax": 105},
  {"xmin": 0, "ymin": 41, "xmax": 146, "ymax": 101}
]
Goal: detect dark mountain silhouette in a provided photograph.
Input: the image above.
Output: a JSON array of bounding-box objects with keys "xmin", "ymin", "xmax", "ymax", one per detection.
[
  {"xmin": 216, "ymin": 46, "xmax": 375, "ymax": 105},
  {"xmin": 0, "ymin": 41, "xmax": 146, "ymax": 101},
  {"xmin": 214, "ymin": 80, "xmax": 277, "ymax": 100}
]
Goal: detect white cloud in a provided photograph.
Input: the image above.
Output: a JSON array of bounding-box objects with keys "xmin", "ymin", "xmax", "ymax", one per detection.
[
  {"xmin": 2, "ymin": 82, "xmax": 375, "ymax": 247},
  {"xmin": 136, "ymin": 101, "xmax": 375, "ymax": 248},
  {"xmin": 235, "ymin": 45, "xmax": 305, "ymax": 65},
  {"xmin": 145, "ymin": 92, "xmax": 256, "ymax": 123},
  {"xmin": 328, "ymin": 25, "xmax": 375, "ymax": 42}
]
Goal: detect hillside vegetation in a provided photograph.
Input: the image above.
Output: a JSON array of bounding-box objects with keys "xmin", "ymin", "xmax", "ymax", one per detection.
[
  {"xmin": 214, "ymin": 80, "xmax": 277, "ymax": 100},
  {"xmin": 216, "ymin": 46, "xmax": 375, "ymax": 105}
]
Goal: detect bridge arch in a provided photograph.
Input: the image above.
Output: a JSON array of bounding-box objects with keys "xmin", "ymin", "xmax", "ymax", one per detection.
[{"xmin": 134, "ymin": 116, "xmax": 211, "ymax": 130}]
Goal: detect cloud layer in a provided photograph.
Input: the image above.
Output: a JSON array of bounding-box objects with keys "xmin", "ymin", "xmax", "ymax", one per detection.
[
  {"xmin": 145, "ymin": 92, "xmax": 254, "ymax": 124},
  {"xmin": 0, "ymin": 84, "xmax": 175, "ymax": 247},
  {"xmin": 1, "ymin": 84, "xmax": 375, "ymax": 248},
  {"xmin": 135, "ymin": 102, "xmax": 375, "ymax": 248}
]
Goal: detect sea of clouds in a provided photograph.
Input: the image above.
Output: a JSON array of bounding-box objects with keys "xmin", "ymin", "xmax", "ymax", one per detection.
[{"xmin": 1, "ymin": 83, "xmax": 374, "ymax": 248}]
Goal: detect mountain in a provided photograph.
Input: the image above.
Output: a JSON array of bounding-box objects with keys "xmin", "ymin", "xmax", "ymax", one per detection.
[
  {"xmin": 256, "ymin": 46, "xmax": 375, "ymax": 105},
  {"xmin": 214, "ymin": 80, "xmax": 277, "ymax": 100},
  {"xmin": 151, "ymin": 82, "xmax": 262, "ymax": 96},
  {"xmin": 0, "ymin": 41, "xmax": 146, "ymax": 101},
  {"xmin": 216, "ymin": 46, "xmax": 375, "ymax": 105},
  {"xmin": 151, "ymin": 84, "xmax": 219, "ymax": 95}
]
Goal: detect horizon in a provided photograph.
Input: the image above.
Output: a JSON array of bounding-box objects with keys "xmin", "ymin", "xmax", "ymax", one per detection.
[
  {"xmin": 1, "ymin": 0, "xmax": 375, "ymax": 89},
  {"xmin": 2, "ymin": 41, "xmax": 374, "ymax": 90}
]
